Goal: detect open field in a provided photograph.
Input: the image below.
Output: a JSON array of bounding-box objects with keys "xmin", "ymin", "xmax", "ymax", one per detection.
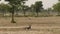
[
  {"xmin": 0, "ymin": 16, "xmax": 60, "ymax": 26},
  {"xmin": 0, "ymin": 17, "xmax": 60, "ymax": 34}
]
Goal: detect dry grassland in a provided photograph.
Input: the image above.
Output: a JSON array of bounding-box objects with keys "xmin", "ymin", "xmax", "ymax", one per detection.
[{"xmin": 0, "ymin": 17, "xmax": 60, "ymax": 34}]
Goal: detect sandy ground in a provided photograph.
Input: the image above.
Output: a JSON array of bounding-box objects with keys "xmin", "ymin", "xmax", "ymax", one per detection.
[
  {"xmin": 0, "ymin": 17, "xmax": 60, "ymax": 26},
  {"xmin": 0, "ymin": 17, "xmax": 60, "ymax": 34}
]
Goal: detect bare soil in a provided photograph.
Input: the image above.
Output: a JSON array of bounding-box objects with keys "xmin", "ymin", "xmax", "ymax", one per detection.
[{"xmin": 0, "ymin": 17, "xmax": 60, "ymax": 34}]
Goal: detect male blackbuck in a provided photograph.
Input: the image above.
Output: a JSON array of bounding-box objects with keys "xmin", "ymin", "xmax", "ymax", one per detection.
[{"xmin": 25, "ymin": 25, "xmax": 31, "ymax": 30}]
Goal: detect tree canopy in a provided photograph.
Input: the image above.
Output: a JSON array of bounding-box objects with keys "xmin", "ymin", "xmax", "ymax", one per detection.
[
  {"xmin": 0, "ymin": 3, "xmax": 11, "ymax": 13},
  {"xmin": 31, "ymin": 1, "xmax": 43, "ymax": 16},
  {"xmin": 5, "ymin": 0, "xmax": 28, "ymax": 23},
  {"xmin": 53, "ymin": 2, "xmax": 60, "ymax": 12}
]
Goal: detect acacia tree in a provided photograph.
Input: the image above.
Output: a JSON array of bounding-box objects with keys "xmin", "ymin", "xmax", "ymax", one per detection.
[
  {"xmin": 31, "ymin": 1, "xmax": 43, "ymax": 16},
  {"xmin": 59, "ymin": 0, "xmax": 60, "ymax": 1},
  {"xmin": 53, "ymin": 2, "xmax": 60, "ymax": 15},
  {"xmin": 47, "ymin": 8, "xmax": 53, "ymax": 15},
  {"xmin": 0, "ymin": 3, "xmax": 11, "ymax": 16},
  {"xmin": 22, "ymin": 5, "xmax": 29, "ymax": 16},
  {"xmin": 30, "ymin": 4, "xmax": 36, "ymax": 16},
  {"xmin": 5, "ymin": 0, "xmax": 27, "ymax": 23}
]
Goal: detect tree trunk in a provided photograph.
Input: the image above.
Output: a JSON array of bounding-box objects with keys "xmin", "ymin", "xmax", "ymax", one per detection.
[
  {"xmin": 11, "ymin": 6, "xmax": 16, "ymax": 23},
  {"xmin": 58, "ymin": 12, "xmax": 60, "ymax": 16},
  {"xmin": 24, "ymin": 11, "xmax": 26, "ymax": 16},
  {"xmin": 3, "ymin": 12, "xmax": 4, "ymax": 17},
  {"xmin": 36, "ymin": 12, "xmax": 38, "ymax": 17}
]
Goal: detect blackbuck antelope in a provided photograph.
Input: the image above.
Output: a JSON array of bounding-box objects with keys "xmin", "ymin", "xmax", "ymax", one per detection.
[{"xmin": 25, "ymin": 25, "xmax": 31, "ymax": 30}]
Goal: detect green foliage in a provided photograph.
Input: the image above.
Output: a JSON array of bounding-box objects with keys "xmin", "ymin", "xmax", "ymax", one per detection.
[
  {"xmin": 5, "ymin": 0, "xmax": 28, "ymax": 23},
  {"xmin": 0, "ymin": 3, "xmax": 12, "ymax": 17},
  {"xmin": 5, "ymin": 0, "xmax": 28, "ymax": 11},
  {"xmin": 21, "ymin": 5, "xmax": 27, "ymax": 16},
  {"xmin": 6, "ymin": 0, "xmax": 27, "ymax": 6},
  {"xmin": 53, "ymin": 2, "xmax": 60, "ymax": 12},
  {"xmin": 35, "ymin": 1, "xmax": 43, "ymax": 12},
  {"xmin": 31, "ymin": 1, "xmax": 43, "ymax": 16},
  {"xmin": 58, "ymin": 0, "xmax": 60, "ymax": 1},
  {"xmin": 0, "ymin": 4, "xmax": 11, "ymax": 13}
]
